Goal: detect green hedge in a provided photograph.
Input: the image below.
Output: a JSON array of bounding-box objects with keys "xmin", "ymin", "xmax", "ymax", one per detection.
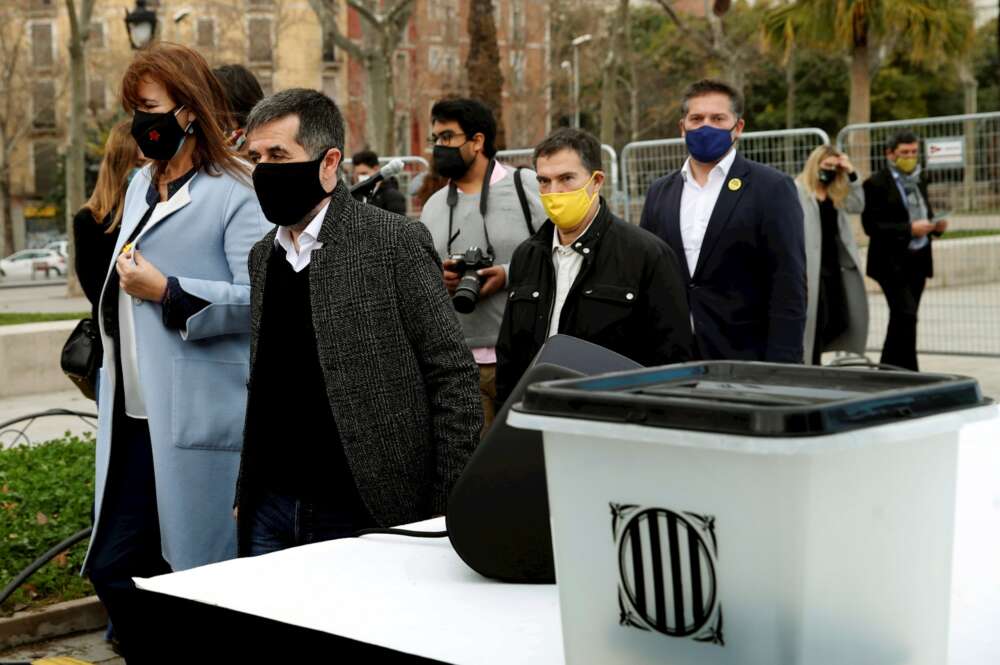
[
  {"xmin": 0, "ymin": 312, "xmax": 89, "ymax": 327},
  {"xmin": 0, "ymin": 434, "xmax": 95, "ymax": 615}
]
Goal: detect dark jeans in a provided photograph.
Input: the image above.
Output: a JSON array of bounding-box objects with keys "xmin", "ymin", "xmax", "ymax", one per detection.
[
  {"xmin": 87, "ymin": 410, "xmax": 172, "ymax": 662},
  {"xmin": 247, "ymin": 489, "xmax": 376, "ymax": 556},
  {"xmin": 876, "ymin": 259, "xmax": 928, "ymax": 372}
]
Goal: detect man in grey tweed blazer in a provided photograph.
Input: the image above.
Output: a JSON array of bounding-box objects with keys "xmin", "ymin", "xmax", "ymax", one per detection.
[{"xmin": 235, "ymin": 89, "xmax": 482, "ymax": 556}]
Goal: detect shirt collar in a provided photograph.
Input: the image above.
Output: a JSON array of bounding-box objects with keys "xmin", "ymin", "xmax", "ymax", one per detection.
[
  {"xmin": 274, "ymin": 200, "xmax": 330, "ymax": 250},
  {"xmin": 680, "ymin": 148, "xmax": 738, "ymax": 183},
  {"xmin": 145, "ymin": 166, "xmax": 198, "ymax": 206},
  {"xmin": 454, "ymin": 160, "xmax": 509, "ymax": 194},
  {"xmin": 550, "ymin": 201, "xmax": 603, "ymax": 255}
]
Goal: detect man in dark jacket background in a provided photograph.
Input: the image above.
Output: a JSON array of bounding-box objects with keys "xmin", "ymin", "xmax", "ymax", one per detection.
[
  {"xmin": 351, "ymin": 148, "xmax": 408, "ymax": 216},
  {"xmin": 640, "ymin": 79, "xmax": 806, "ymax": 363},
  {"xmin": 496, "ymin": 128, "xmax": 692, "ymax": 404},
  {"xmin": 238, "ymin": 89, "xmax": 482, "ymax": 556},
  {"xmin": 862, "ymin": 131, "xmax": 947, "ymax": 371}
]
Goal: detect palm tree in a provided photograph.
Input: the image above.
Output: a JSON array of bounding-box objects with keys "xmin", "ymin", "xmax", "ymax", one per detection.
[{"xmin": 765, "ymin": 0, "xmax": 974, "ymax": 127}]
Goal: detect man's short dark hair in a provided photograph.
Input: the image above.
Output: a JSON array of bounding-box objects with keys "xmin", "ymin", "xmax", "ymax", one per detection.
[
  {"xmin": 532, "ymin": 128, "xmax": 602, "ymax": 173},
  {"xmin": 681, "ymin": 79, "xmax": 744, "ymax": 118},
  {"xmin": 430, "ymin": 98, "xmax": 497, "ymax": 158},
  {"xmin": 212, "ymin": 64, "xmax": 264, "ymax": 128},
  {"xmin": 245, "ymin": 88, "xmax": 345, "ymax": 159},
  {"xmin": 352, "ymin": 149, "xmax": 380, "ymax": 168},
  {"xmin": 887, "ymin": 130, "xmax": 920, "ymax": 152}
]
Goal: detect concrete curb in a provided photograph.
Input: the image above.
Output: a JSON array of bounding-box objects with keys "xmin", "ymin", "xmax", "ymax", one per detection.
[{"xmin": 0, "ymin": 596, "xmax": 106, "ymax": 651}]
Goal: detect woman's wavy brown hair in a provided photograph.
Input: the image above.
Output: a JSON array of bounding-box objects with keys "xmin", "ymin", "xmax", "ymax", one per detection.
[
  {"xmin": 120, "ymin": 42, "xmax": 247, "ymax": 182},
  {"xmin": 84, "ymin": 121, "xmax": 138, "ymax": 233}
]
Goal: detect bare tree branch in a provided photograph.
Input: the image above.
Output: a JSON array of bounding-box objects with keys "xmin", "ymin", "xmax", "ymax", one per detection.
[
  {"xmin": 346, "ymin": 0, "xmax": 381, "ymax": 28},
  {"xmin": 653, "ymin": 0, "xmax": 715, "ymax": 55},
  {"xmin": 308, "ymin": 0, "xmax": 369, "ymax": 60}
]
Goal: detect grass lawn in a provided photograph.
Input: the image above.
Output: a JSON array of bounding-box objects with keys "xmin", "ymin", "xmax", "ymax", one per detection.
[
  {"xmin": 0, "ymin": 434, "xmax": 95, "ymax": 615},
  {"xmin": 939, "ymin": 229, "xmax": 1000, "ymax": 240},
  {"xmin": 0, "ymin": 312, "xmax": 89, "ymax": 327}
]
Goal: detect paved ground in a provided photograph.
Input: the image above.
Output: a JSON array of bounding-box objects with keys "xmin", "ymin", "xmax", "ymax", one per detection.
[
  {"xmin": 0, "ymin": 283, "xmax": 88, "ymax": 314},
  {"xmin": 0, "ymin": 629, "xmax": 122, "ymax": 664}
]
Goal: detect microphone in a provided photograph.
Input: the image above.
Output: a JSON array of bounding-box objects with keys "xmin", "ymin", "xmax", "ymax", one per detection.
[{"xmin": 350, "ymin": 158, "xmax": 405, "ymax": 199}]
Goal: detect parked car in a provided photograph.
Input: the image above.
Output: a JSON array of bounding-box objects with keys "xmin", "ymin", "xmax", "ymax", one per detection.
[
  {"xmin": 0, "ymin": 249, "xmax": 67, "ymax": 279},
  {"xmin": 46, "ymin": 239, "xmax": 69, "ymax": 257}
]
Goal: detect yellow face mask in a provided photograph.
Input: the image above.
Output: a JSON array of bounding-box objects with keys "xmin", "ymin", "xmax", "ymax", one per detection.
[
  {"xmin": 541, "ymin": 172, "xmax": 603, "ymax": 230},
  {"xmin": 894, "ymin": 156, "xmax": 918, "ymax": 174}
]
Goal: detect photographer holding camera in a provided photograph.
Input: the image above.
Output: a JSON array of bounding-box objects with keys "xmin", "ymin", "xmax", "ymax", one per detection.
[{"xmin": 420, "ymin": 98, "xmax": 546, "ymax": 433}]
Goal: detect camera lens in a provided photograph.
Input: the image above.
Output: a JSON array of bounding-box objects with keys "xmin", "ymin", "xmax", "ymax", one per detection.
[{"xmin": 453, "ymin": 273, "xmax": 481, "ymax": 313}]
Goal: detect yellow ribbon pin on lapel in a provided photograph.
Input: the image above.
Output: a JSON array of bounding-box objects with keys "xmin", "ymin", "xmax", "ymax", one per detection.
[{"xmin": 727, "ymin": 178, "xmax": 742, "ymax": 192}]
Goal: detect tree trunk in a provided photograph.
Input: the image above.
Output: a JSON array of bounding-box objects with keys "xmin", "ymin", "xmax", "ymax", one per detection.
[
  {"xmin": 466, "ymin": 0, "xmax": 506, "ymax": 149},
  {"xmin": 785, "ymin": 50, "xmax": 795, "ymax": 129},
  {"xmin": 847, "ymin": 41, "xmax": 872, "ymax": 176},
  {"xmin": 0, "ymin": 165, "xmax": 13, "ymax": 258},
  {"xmin": 599, "ymin": 42, "xmax": 618, "ymax": 146},
  {"xmin": 65, "ymin": 39, "xmax": 86, "ymax": 296},
  {"xmin": 959, "ymin": 59, "xmax": 978, "ymax": 211},
  {"xmin": 367, "ymin": 49, "xmax": 394, "ymax": 154}
]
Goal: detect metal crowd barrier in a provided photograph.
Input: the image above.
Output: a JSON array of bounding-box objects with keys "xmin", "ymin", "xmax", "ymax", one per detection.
[
  {"xmin": 342, "ymin": 155, "xmax": 431, "ymax": 217},
  {"xmin": 620, "ymin": 128, "xmax": 830, "ymax": 223},
  {"xmin": 837, "ymin": 113, "xmax": 1000, "ymax": 357}
]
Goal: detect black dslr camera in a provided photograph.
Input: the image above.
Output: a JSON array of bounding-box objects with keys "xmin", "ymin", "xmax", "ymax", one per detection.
[{"xmin": 449, "ymin": 247, "xmax": 494, "ymax": 314}]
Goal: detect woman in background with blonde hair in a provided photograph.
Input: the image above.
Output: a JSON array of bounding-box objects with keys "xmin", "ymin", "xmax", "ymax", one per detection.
[
  {"xmin": 73, "ymin": 121, "xmax": 144, "ymax": 321},
  {"xmin": 795, "ymin": 145, "xmax": 869, "ymax": 364}
]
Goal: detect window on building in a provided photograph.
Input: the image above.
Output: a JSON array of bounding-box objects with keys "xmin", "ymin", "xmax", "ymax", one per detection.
[
  {"xmin": 511, "ymin": 0, "xmax": 525, "ymax": 43},
  {"xmin": 428, "ymin": 46, "xmax": 441, "ymax": 74},
  {"xmin": 89, "ymin": 77, "xmax": 107, "ymax": 113},
  {"xmin": 32, "ymin": 80, "xmax": 56, "ymax": 128},
  {"xmin": 33, "ymin": 140, "xmax": 58, "ymax": 196},
  {"xmin": 248, "ymin": 17, "xmax": 273, "ymax": 63},
  {"xmin": 89, "ymin": 22, "xmax": 105, "ymax": 49},
  {"xmin": 322, "ymin": 25, "xmax": 337, "ymax": 64},
  {"xmin": 246, "ymin": 0, "xmax": 273, "ymax": 7},
  {"xmin": 443, "ymin": 5, "xmax": 457, "ymax": 43},
  {"xmin": 31, "ymin": 22, "xmax": 54, "ymax": 69},
  {"xmin": 29, "ymin": 0, "xmax": 55, "ymax": 10},
  {"xmin": 197, "ymin": 18, "xmax": 215, "ymax": 48}
]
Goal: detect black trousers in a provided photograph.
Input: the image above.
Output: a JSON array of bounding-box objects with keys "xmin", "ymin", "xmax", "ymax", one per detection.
[
  {"xmin": 86, "ymin": 406, "xmax": 172, "ymax": 663},
  {"xmin": 875, "ymin": 257, "xmax": 928, "ymax": 372}
]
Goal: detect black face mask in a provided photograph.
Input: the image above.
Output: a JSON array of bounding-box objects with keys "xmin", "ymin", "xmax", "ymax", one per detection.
[
  {"xmin": 131, "ymin": 107, "xmax": 189, "ymax": 161},
  {"xmin": 252, "ymin": 154, "xmax": 333, "ymax": 227},
  {"xmin": 433, "ymin": 144, "xmax": 474, "ymax": 180},
  {"xmin": 818, "ymin": 168, "xmax": 838, "ymax": 185}
]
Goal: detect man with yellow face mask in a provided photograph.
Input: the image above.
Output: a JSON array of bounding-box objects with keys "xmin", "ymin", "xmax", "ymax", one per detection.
[
  {"xmin": 862, "ymin": 130, "xmax": 948, "ymax": 371},
  {"xmin": 495, "ymin": 128, "xmax": 693, "ymax": 405}
]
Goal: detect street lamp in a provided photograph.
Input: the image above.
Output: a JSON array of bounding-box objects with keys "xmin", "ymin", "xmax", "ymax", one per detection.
[
  {"xmin": 124, "ymin": 0, "xmax": 158, "ymax": 50},
  {"xmin": 571, "ymin": 33, "xmax": 592, "ymax": 129}
]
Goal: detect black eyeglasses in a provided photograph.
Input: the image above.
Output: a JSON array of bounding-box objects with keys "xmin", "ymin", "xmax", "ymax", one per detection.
[{"xmin": 428, "ymin": 131, "xmax": 467, "ymax": 146}]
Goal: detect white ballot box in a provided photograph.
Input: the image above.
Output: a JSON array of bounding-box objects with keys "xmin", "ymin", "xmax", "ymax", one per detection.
[{"xmin": 508, "ymin": 362, "xmax": 1000, "ymax": 665}]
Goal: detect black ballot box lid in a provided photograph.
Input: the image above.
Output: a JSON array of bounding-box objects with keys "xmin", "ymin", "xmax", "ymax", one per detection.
[{"xmin": 515, "ymin": 361, "xmax": 990, "ymax": 437}]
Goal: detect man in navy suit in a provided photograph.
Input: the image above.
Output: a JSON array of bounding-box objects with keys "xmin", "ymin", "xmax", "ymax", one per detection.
[{"xmin": 640, "ymin": 79, "xmax": 806, "ymax": 362}]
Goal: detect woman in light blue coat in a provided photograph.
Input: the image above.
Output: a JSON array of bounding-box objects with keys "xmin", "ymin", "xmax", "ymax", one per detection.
[
  {"xmin": 795, "ymin": 145, "xmax": 869, "ymax": 364},
  {"xmin": 82, "ymin": 43, "xmax": 269, "ymax": 658}
]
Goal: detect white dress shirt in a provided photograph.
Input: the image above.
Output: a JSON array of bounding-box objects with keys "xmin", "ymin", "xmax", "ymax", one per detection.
[
  {"xmin": 679, "ymin": 149, "xmax": 738, "ymax": 273},
  {"xmin": 547, "ymin": 223, "xmax": 593, "ymax": 338},
  {"xmin": 274, "ymin": 202, "xmax": 329, "ymax": 272}
]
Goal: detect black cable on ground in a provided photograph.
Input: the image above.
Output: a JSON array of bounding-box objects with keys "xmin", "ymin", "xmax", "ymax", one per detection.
[
  {"xmin": 0, "ymin": 409, "xmax": 97, "ymax": 448},
  {"xmin": 0, "ymin": 527, "xmax": 92, "ymax": 607},
  {"xmin": 354, "ymin": 527, "xmax": 448, "ymax": 538}
]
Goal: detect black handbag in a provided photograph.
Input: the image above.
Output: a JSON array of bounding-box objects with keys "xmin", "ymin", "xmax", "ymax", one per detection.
[{"xmin": 61, "ymin": 318, "xmax": 102, "ymax": 400}]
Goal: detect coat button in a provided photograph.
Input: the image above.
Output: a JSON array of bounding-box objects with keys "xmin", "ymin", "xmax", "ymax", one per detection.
[
  {"xmin": 510, "ymin": 290, "xmax": 516, "ymax": 298},
  {"xmin": 584, "ymin": 289, "xmax": 593, "ymax": 295},
  {"xmin": 582, "ymin": 248, "xmax": 590, "ymax": 254},
  {"xmin": 626, "ymin": 292, "xmax": 634, "ymax": 301},
  {"xmin": 532, "ymin": 291, "xmax": 540, "ymax": 298},
  {"xmin": 134, "ymin": 297, "xmax": 142, "ymax": 306}
]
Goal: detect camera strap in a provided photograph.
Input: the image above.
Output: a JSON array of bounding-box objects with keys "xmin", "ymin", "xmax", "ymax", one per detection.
[{"xmin": 446, "ymin": 158, "xmax": 497, "ymax": 257}]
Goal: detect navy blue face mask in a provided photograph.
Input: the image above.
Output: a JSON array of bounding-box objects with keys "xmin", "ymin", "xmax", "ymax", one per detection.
[{"xmin": 684, "ymin": 124, "xmax": 738, "ymax": 164}]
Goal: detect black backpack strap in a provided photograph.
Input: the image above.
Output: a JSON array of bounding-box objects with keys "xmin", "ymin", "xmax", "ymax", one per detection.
[{"xmin": 513, "ymin": 168, "xmax": 536, "ymax": 236}]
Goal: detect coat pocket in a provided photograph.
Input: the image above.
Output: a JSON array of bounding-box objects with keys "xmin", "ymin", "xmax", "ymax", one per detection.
[{"xmin": 171, "ymin": 358, "xmax": 248, "ymax": 451}]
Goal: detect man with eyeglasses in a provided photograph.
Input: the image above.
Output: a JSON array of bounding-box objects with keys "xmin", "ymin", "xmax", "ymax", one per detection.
[{"xmin": 419, "ymin": 98, "xmax": 547, "ymax": 434}]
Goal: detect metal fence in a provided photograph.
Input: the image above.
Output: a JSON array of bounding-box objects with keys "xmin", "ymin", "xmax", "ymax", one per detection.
[
  {"xmin": 496, "ymin": 144, "xmax": 623, "ymax": 215},
  {"xmin": 620, "ymin": 128, "xmax": 830, "ymax": 222},
  {"xmin": 342, "ymin": 155, "xmax": 431, "ymax": 217},
  {"xmin": 837, "ymin": 113, "xmax": 1000, "ymax": 357}
]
